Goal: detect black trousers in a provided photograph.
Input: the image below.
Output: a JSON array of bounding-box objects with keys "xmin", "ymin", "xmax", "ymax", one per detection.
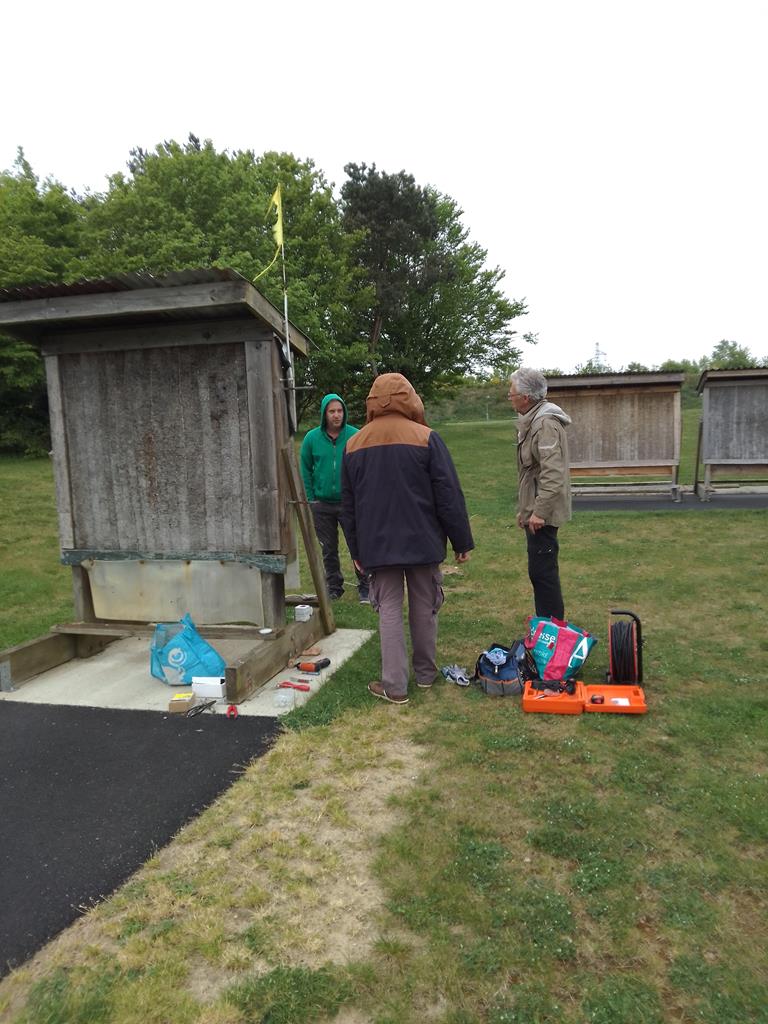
[
  {"xmin": 526, "ymin": 524, "xmax": 564, "ymax": 620},
  {"xmin": 311, "ymin": 501, "xmax": 366, "ymax": 597}
]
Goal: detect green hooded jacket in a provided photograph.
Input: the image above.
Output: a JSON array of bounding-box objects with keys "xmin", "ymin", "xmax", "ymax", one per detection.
[{"xmin": 299, "ymin": 394, "xmax": 359, "ymax": 502}]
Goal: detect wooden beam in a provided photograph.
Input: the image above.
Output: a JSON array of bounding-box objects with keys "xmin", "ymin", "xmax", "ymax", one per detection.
[
  {"xmin": 59, "ymin": 549, "xmax": 287, "ymax": 573},
  {"xmin": 40, "ymin": 320, "xmax": 274, "ymax": 357},
  {"xmin": 44, "ymin": 354, "xmax": 75, "ymax": 549},
  {"xmin": 0, "ymin": 281, "xmax": 253, "ymax": 328},
  {"xmin": 242, "ymin": 282, "xmax": 309, "ymax": 357},
  {"xmin": 71, "ymin": 564, "xmax": 97, "ymax": 622},
  {"xmin": 0, "ymin": 633, "xmax": 77, "ymax": 690},
  {"xmin": 281, "ymin": 445, "xmax": 335, "ymax": 635},
  {"xmin": 225, "ymin": 615, "xmax": 326, "ymax": 703},
  {"xmin": 571, "ymin": 465, "xmax": 676, "ymax": 478},
  {"xmin": 50, "ymin": 622, "xmax": 284, "ymax": 640},
  {"xmin": 245, "ymin": 340, "xmax": 282, "ymax": 551}
]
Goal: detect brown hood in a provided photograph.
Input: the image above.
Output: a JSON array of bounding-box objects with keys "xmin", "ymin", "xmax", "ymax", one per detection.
[{"xmin": 365, "ymin": 373, "xmax": 427, "ymax": 425}]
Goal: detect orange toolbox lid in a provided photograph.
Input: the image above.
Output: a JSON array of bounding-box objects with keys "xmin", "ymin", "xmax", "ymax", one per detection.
[
  {"xmin": 522, "ymin": 680, "xmax": 585, "ymax": 714},
  {"xmin": 583, "ymin": 684, "xmax": 647, "ymax": 714}
]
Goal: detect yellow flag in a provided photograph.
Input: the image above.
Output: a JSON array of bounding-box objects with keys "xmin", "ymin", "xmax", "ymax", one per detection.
[
  {"xmin": 268, "ymin": 184, "xmax": 283, "ymax": 248},
  {"xmin": 254, "ymin": 185, "xmax": 284, "ymax": 282}
]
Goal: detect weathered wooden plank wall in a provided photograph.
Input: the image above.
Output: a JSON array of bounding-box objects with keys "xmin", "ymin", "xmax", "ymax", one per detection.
[
  {"xmin": 546, "ymin": 387, "xmax": 680, "ymax": 466},
  {"xmin": 57, "ymin": 338, "xmax": 281, "ymax": 554},
  {"xmin": 702, "ymin": 381, "xmax": 768, "ymax": 463}
]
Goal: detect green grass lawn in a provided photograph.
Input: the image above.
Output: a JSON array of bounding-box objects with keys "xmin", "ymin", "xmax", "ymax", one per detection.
[{"xmin": 1, "ymin": 423, "xmax": 767, "ymax": 1024}]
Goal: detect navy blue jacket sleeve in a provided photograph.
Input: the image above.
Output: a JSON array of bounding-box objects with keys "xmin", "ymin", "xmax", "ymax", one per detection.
[
  {"xmin": 340, "ymin": 451, "xmax": 359, "ymax": 562},
  {"xmin": 428, "ymin": 433, "xmax": 475, "ymax": 554}
]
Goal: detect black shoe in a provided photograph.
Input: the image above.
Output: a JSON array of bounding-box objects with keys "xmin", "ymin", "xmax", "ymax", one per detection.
[
  {"xmin": 358, "ymin": 588, "xmax": 370, "ymax": 605},
  {"xmin": 329, "ymin": 590, "xmax": 344, "ymax": 601}
]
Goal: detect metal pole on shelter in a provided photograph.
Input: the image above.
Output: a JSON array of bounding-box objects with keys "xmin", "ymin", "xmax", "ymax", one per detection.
[{"xmin": 280, "ymin": 235, "xmax": 298, "ymax": 434}]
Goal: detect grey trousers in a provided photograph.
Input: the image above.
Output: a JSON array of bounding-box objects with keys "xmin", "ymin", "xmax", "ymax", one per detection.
[{"xmin": 369, "ymin": 565, "xmax": 444, "ymax": 696}]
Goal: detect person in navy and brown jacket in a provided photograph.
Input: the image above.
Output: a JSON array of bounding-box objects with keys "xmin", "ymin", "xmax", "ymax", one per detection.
[{"xmin": 341, "ymin": 373, "xmax": 474, "ymax": 705}]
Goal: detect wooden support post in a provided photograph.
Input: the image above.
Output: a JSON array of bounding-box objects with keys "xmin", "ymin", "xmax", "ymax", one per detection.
[
  {"xmin": 72, "ymin": 565, "xmax": 97, "ymax": 622},
  {"xmin": 260, "ymin": 572, "xmax": 286, "ymax": 629},
  {"xmin": 281, "ymin": 445, "xmax": 335, "ymax": 636},
  {"xmin": 693, "ymin": 418, "xmax": 703, "ymax": 499}
]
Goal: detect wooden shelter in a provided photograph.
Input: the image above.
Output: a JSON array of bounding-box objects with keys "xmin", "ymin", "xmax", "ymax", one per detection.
[
  {"xmin": 0, "ymin": 269, "xmax": 333, "ymax": 702},
  {"xmin": 695, "ymin": 367, "xmax": 768, "ymax": 500},
  {"xmin": 544, "ymin": 372, "xmax": 685, "ymax": 499}
]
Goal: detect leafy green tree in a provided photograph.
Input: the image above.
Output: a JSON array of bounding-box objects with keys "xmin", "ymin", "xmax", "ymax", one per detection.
[
  {"xmin": 0, "ymin": 148, "xmax": 87, "ymax": 285},
  {"xmin": 0, "ymin": 150, "xmax": 88, "ymax": 452},
  {"xmin": 81, "ymin": 137, "xmax": 365, "ymax": 421},
  {"xmin": 704, "ymin": 339, "xmax": 759, "ymax": 369},
  {"xmin": 339, "ymin": 163, "xmax": 525, "ymax": 406}
]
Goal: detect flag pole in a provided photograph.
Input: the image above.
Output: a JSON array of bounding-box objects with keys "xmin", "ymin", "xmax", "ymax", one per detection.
[{"xmin": 279, "ymin": 231, "xmax": 297, "ymax": 433}]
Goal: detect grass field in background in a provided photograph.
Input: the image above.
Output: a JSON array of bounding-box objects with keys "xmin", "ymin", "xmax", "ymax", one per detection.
[
  {"xmin": 1, "ymin": 419, "xmax": 767, "ymax": 1024},
  {"xmin": 0, "ymin": 406, "xmax": 705, "ymax": 651}
]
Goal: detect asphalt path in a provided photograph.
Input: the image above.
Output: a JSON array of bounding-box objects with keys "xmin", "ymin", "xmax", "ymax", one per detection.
[{"xmin": 0, "ymin": 703, "xmax": 280, "ymax": 979}]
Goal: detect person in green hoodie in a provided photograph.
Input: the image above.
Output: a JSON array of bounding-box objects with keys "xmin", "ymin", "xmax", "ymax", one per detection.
[{"xmin": 300, "ymin": 394, "xmax": 369, "ymax": 602}]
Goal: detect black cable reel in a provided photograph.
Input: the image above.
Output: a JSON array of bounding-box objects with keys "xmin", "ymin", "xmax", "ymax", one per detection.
[{"xmin": 607, "ymin": 610, "xmax": 643, "ymax": 684}]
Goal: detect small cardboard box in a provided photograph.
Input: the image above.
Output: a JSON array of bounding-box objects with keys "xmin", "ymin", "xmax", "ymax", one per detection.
[{"xmin": 168, "ymin": 692, "xmax": 196, "ymax": 714}]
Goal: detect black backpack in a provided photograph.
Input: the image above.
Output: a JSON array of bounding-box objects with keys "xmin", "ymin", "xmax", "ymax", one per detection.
[{"xmin": 472, "ymin": 640, "xmax": 535, "ymax": 696}]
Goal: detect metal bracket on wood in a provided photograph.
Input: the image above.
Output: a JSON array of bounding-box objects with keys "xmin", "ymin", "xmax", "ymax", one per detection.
[{"xmin": 0, "ymin": 660, "xmax": 13, "ymax": 692}]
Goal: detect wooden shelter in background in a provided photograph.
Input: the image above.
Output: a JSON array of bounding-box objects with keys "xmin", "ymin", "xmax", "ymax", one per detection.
[
  {"xmin": 695, "ymin": 367, "xmax": 768, "ymax": 500},
  {"xmin": 544, "ymin": 372, "xmax": 685, "ymax": 499},
  {"xmin": 0, "ymin": 269, "xmax": 333, "ymax": 702}
]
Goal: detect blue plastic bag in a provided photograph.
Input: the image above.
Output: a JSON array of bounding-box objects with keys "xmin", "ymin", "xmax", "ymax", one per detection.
[{"xmin": 149, "ymin": 613, "xmax": 226, "ymax": 685}]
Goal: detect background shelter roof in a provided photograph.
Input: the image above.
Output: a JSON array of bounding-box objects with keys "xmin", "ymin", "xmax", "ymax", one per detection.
[
  {"xmin": 545, "ymin": 371, "xmax": 685, "ymax": 390},
  {"xmin": 0, "ymin": 268, "xmax": 310, "ymax": 356},
  {"xmin": 696, "ymin": 366, "xmax": 768, "ymax": 393}
]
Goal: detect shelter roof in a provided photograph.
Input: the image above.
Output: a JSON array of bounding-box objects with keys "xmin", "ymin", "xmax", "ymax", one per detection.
[
  {"xmin": 696, "ymin": 366, "xmax": 768, "ymax": 393},
  {"xmin": 0, "ymin": 268, "xmax": 310, "ymax": 356},
  {"xmin": 545, "ymin": 371, "xmax": 685, "ymax": 390}
]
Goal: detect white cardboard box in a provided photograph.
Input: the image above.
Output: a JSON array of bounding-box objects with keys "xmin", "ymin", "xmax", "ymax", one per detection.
[{"xmin": 192, "ymin": 677, "xmax": 226, "ymax": 700}]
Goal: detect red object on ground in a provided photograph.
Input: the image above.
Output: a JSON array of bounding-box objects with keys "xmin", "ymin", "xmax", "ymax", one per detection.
[
  {"xmin": 278, "ymin": 681, "xmax": 311, "ymax": 692},
  {"xmin": 294, "ymin": 658, "xmax": 330, "ymax": 672},
  {"xmin": 226, "ymin": 705, "xmax": 239, "ymax": 718}
]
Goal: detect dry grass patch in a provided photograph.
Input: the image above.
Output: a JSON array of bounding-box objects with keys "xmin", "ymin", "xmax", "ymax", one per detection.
[{"xmin": 0, "ymin": 708, "xmax": 427, "ymax": 1019}]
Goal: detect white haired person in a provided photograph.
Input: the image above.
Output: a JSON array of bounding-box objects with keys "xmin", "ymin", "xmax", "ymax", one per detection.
[{"xmin": 507, "ymin": 368, "xmax": 572, "ymax": 620}]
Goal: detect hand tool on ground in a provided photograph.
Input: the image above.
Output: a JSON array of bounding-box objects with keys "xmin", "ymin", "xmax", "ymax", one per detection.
[
  {"xmin": 226, "ymin": 704, "xmax": 239, "ymax": 718},
  {"xmin": 187, "ymin": 698, "xmax": 217, "ymax": 717},
  {"xmin": 294, "ymin": 658, "xmax": 330, "ymax": 672},
  {"xmin": 278, "ymin": 681, "xmax": 311, "ymax": 691}
]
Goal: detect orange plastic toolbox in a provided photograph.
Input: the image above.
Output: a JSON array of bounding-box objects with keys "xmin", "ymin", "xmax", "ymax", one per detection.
[
  {"xmin": 583, "ymin": 684, "xmax": 647, "ymax": 714},
  {"xmin": 522, "ymin": 680, "xmax": 585, "ymax": 714}
]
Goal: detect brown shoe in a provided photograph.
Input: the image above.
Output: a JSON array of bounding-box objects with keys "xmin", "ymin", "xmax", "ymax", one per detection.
[
  {"xmin": 416, "ymin": 679, "xmax": 435, "ymax": 689},
  {"xmin": 368, "ymin": 681, "xmax": 409, "ymax": 705}
]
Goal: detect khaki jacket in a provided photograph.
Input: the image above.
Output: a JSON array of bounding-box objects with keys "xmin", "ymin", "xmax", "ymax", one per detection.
[{"xmin": 517, "ymin": 401, "xmax": 572, "ymax": 526}]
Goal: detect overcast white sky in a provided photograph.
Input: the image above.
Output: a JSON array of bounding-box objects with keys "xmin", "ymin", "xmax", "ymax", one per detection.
[{"xmin": 3, "ymin": 0, "xmax": 766, "ymax": 372}]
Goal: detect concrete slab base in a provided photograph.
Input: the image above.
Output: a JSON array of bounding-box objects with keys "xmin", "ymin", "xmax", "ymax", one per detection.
[{"xmin": 0, "ymin": 628, "xmax": 374, "ymax": 718}]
